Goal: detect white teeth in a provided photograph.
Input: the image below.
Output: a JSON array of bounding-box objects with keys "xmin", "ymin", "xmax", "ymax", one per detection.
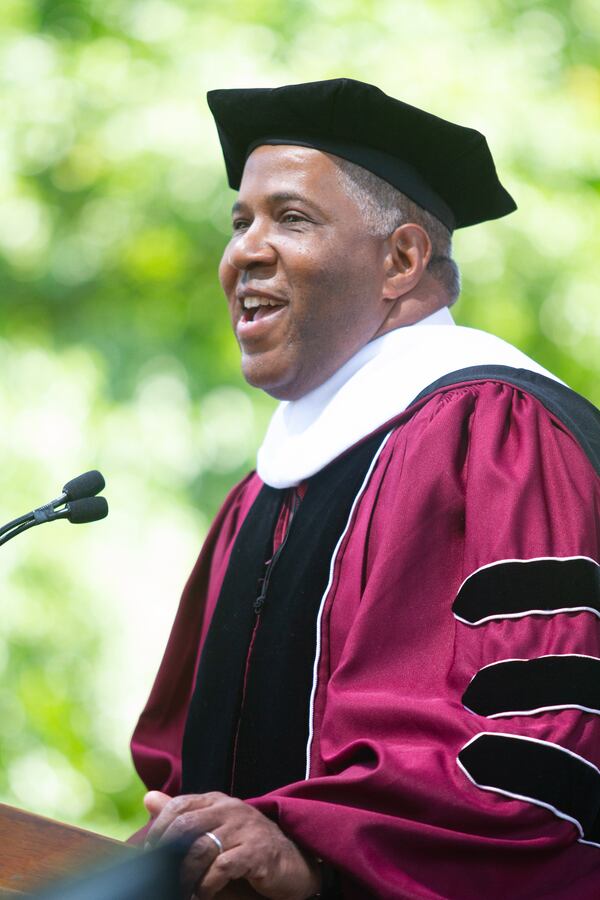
[{"xmin": 242, "ymin": 296, "xmax": 283, "ymax": 309}]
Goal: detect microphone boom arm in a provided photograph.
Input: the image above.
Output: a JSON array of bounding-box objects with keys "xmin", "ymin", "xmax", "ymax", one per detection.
[
  {"xmin": 0, "ymin": 519, "xmax": 39, "ymax": 547},
  {"xmin": 0, "ymin": 474, "xmax": 108, "ymax": 547}
]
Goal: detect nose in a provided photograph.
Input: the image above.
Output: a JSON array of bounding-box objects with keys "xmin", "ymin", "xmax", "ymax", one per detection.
[{"xmin": 225, "ymin": 220, "xmax": 277, "ymax": 271}]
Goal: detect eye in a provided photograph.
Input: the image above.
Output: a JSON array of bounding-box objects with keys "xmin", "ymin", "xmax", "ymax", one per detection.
[
  {"xmin": 232, "ymin": 219, "xmax": 249, "ymax": 232},
  {"xmin": 280, "ymin": 212, "xmax": 308, "ymax": 225}
]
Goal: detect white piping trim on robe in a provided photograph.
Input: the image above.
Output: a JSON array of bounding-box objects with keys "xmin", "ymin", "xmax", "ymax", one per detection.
[
  {"xmin": 258, "ymin": 307, "xmax": 562, "ymax": 489},
  {"xmin": 463, "ymin": 653, "xmax": 600, "ymax": 719},
  {"xmin": 457, "ymin": 731, "xmax": 600, "ymax": 849},
  {"xmin": 455, "ymin": 606, "xmax": 600, "ymax": 626},
  {"xmin": 453, "ymin": 556, "xmax": 600, "ymax": 626},
  {"xmin": 304, "ymin": 430, "xmax": 393, "ymax": 780}
]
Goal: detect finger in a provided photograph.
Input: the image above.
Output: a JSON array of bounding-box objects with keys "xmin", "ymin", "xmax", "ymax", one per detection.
[
  {"xmin": 196, "ymin": 848, "xmax": 252, "ymax": 898},
  {"xmin": 180, "ymin": 833, "xmax": 226, "ymax": 898},
  {"xmin": 143, "ymin": 790, "xmax": 170, "ymax": 818},
  {"xmin": 145, "ymin": 793, "xmax": 224, "ymax": 848},
  {"xmin": 159, "ymin": 808, "xmax": 224, "ymax": 849}
]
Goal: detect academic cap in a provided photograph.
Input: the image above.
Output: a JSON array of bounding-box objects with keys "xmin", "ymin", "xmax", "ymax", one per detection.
[{"xmin": 207, "ymin": 78, "xmax": 517, "ymax": 232}]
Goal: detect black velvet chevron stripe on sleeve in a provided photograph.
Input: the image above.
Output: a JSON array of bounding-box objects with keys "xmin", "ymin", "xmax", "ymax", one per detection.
[
  {"xmin": 458, "ymin": 733, "xmax": 600, "ymax": 844},
  {"xmin": 463, "ymin": 655, "xmax": 600, "ymax": 718},
  {"xmin": 453, "ymin": 557, "xmax": 600, "ymax": 625}
]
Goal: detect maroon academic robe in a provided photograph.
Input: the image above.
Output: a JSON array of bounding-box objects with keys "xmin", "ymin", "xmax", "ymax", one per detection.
[{"xmin": 132, "ymin": 377, "xmax": 600, "ymax": 899}]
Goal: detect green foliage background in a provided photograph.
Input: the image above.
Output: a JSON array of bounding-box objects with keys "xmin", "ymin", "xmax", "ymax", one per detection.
[{"xmin": 0, "ymin": 0, "xmax": 598, "ymax": 839}]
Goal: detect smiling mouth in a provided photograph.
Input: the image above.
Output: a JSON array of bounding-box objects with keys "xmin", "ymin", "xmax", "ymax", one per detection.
[{"xmin": 240, "ymin": 296, "xmax": 287, "ymax": 323}]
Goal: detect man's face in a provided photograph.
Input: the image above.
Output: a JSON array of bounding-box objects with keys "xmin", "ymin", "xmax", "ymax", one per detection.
[{"xmin": 218, "ymin": 145, "xmax": 389, "ymax": 400}]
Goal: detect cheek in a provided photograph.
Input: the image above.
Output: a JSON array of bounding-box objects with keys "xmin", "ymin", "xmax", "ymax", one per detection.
[
  {"xmin": 292, "ymin": 248, "xmax": 382, "ymax": 347},
  {"xmin": 299, "ymin": 252, "xmax": 361, "ymax": 318},
  {"xmin": 218, "ymin": 251, "xmax": 237, "ymax": 297}
]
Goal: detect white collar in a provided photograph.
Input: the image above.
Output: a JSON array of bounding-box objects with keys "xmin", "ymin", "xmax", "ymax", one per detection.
[{"xmin": 257, "ymin": 307, "xmax": 560, "ymax": 488}]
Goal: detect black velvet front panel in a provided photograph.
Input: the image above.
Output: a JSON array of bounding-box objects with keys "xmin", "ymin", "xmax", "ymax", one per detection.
[
  {"xmin": 181, "ymin": 485, "xmax": 283, "ymax": 796},
  {"xmin": 182, "ymin": 431, "xmax": 387, "ymax": 798}
]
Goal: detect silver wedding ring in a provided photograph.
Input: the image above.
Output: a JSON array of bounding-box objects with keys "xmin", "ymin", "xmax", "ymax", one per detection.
[{"xmin": 203, "ymin": 830, "xmax": 224, "ymax": 855}]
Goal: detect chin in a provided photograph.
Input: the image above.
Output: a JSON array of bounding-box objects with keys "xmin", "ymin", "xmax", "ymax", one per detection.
[{"xmin": 241, "ymin": 357, "xmax": 304, "ymax": 401}]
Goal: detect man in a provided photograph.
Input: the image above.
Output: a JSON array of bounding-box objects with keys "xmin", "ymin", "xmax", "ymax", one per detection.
[{"xmin": 132, "ymin": 79, "xmax": 600, "ymax": 899}]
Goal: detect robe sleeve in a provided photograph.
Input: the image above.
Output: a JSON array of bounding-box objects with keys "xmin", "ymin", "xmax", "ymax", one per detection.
[{"xmin": 248, "ymin": 381, "xmax": 600, "ymax": 900}]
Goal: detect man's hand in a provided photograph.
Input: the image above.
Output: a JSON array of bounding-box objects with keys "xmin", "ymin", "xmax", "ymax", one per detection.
[{"xmin": 144, "ymin": 791, "xmax": 321, "ymax": 900}]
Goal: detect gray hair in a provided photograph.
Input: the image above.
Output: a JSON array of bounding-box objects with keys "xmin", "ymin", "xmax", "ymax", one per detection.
[{"xmin": 333, "ymin": 157, "xmax": 461, "ymax": 305}]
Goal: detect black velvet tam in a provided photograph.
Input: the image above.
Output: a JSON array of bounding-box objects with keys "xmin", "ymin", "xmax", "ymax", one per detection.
[{"xmin": 207, "ymin": 77, "xmax": 517, "ymax": 231}]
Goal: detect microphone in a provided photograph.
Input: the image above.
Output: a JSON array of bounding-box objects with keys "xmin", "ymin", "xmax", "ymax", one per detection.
[
  {"xmin": 49, "ymin": 497, "xmax": 108, "ymax": 525},
  {"xmin": 0, "ymin": 472, "xmax": 109, "ymax": 546},
  {"xmin": 62, "ymin": 470, "xmax": 105, "ymax": 502},
  {"xmin": 58, "ymin": 497, "xmax": 109, "ymax": 524},
  {"xmin": 42, "ymin": 470, "xmax": 106, "ymax": 513}
]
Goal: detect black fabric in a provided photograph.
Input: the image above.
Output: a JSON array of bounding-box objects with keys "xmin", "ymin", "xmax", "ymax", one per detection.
[
  {"xmin": 182, "ymin": 431, "xmax": 387, "ymax": 799},
  {"xmin": 181, "ymin": 485, "xmax": 282, "ymax": 796},
  {"xmin": 452, "ymin": 557, "xmax": 600, "ymax": 625},
  {"xmin": 409, "ymin": 365, "xmax": 600, "ymax": 476},
  {"xmin": 313, "ymin": 862, "xmax": 342, "ymax": 899},
  {"xmin": 247, "ymin": 135, "xmax": 455, "ymax": 231},
  {"xmin": 459, "ymin": 733, "xmax": 600, "ymax": 842},
  {"xmin": 463, "ymin": 655, "xmax": 600, "ymax": 717},
  {"xmin": 207, "ymin": 78, "xmax": 517, "ymax": 230}
]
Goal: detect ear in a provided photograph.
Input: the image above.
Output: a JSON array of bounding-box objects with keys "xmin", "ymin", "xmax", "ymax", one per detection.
[{"xmin": 381, "ymin": 223, "xmax": 432, "ymax": 301}]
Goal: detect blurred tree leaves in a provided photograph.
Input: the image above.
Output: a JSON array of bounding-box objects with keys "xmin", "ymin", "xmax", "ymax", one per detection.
[{"xmin": 0, "ymin": 0, "xmax": 598, "ymax": 838}]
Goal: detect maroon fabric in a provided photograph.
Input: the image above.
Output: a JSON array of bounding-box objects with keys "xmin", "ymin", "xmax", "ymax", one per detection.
[
  {"xmin": 271, "ymin": 484, "xmax": 303, "ymax": 555},
  {"xmin": 131, "ymin": 380, "xmax": 600, "ymax": 898}
]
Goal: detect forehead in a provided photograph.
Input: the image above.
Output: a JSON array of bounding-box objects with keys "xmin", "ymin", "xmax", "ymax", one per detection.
[{"xmin": 238, "ymin": 144, "xmax": 346, "ymax": 201}]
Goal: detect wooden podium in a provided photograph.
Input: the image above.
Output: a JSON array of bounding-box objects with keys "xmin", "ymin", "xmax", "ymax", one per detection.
[
  {"xmin": 0, "ymin": 802, "xmax": 133, "ymax": 896},
  {"xmin": 0, "ymin": 802, "xmax": 259, "ymax": 898}
]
